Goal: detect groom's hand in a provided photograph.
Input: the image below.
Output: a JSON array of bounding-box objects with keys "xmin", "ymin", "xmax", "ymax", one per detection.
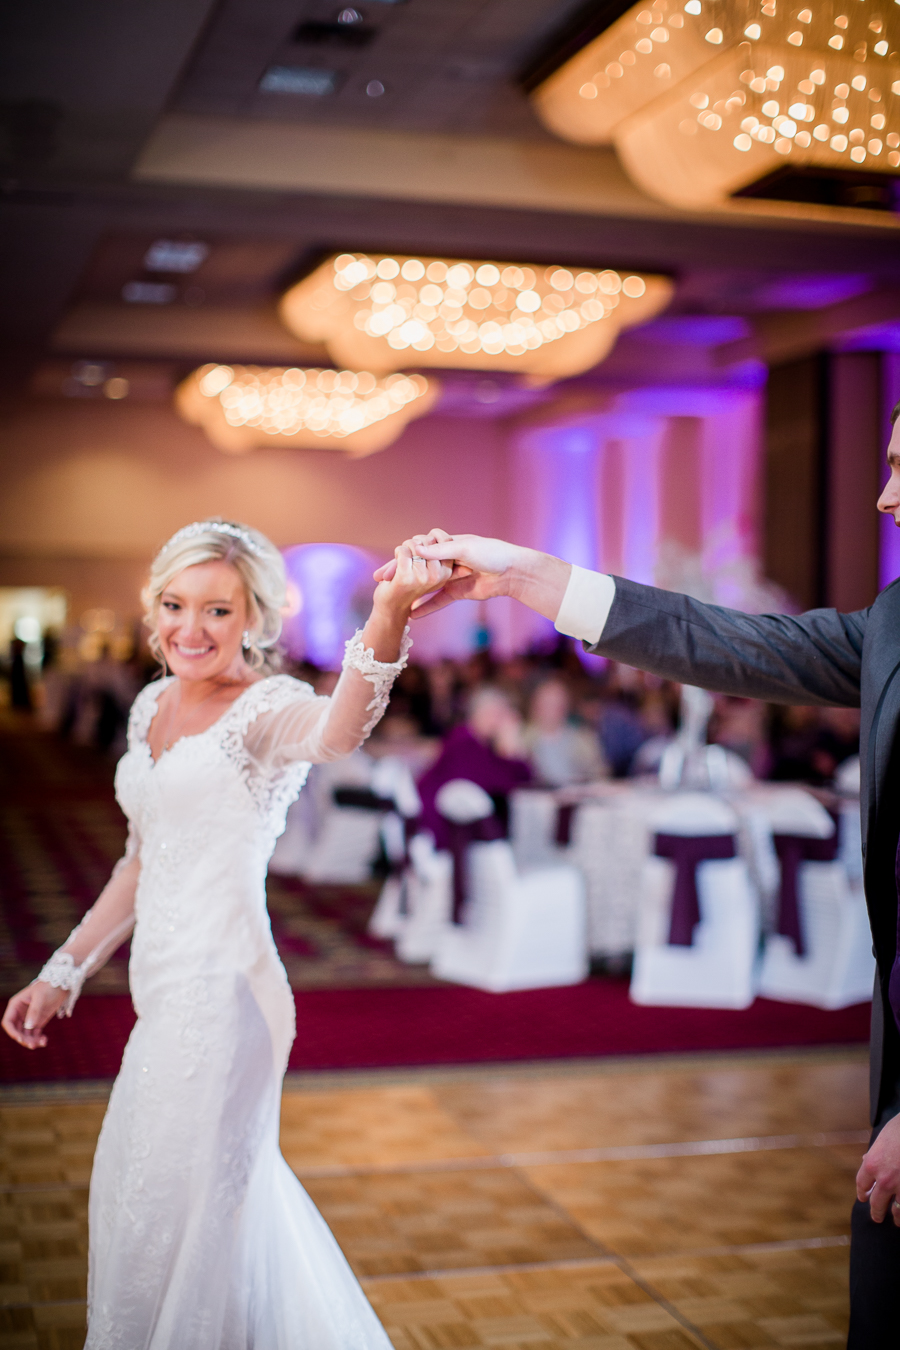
[{"xmin": 857, "ymin": 1113, "xmax": 900, "ymax": 1224}]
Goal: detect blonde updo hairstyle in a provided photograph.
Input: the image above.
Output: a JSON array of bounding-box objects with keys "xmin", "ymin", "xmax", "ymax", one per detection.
[{"xmin": 143, "ymin": 519, "xmax": 286, "ymax": 673}]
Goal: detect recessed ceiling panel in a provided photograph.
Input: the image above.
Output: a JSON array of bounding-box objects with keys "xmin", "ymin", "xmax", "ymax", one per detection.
[{"xmin": 171, "ymin": 0, "xmax": 588, "ymax": 136}]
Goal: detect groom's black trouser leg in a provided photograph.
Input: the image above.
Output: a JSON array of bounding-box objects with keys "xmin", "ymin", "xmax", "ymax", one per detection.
[{"xmin": 848, "ymin": 1198, "xmax": 900, "ymax": 1346}]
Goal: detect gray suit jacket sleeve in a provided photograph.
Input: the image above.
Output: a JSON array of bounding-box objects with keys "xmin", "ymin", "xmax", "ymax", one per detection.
[{"xmin": 588, "ymin": 577, "xmax": 866, "ymax": 707}]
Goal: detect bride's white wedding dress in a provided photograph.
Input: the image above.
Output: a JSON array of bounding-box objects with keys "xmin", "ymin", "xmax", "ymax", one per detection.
[{"xmin": 45, "ymin": 634, "xmax": 409, "ymax": 1349}]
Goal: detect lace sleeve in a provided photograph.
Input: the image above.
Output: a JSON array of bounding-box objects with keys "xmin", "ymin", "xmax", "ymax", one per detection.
[
  {"xmin": 243, "ymin": 627, "xmax": 412, "ymax": 770},
  {"xmin": 36, "ymin": 823, "xmax": 140, "ymax": 1017},
  {"xmin": 343, "ymin": 626, "xmax": 413, "ymax": 737}
]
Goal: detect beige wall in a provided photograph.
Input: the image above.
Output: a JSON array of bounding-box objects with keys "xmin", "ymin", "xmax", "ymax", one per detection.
[{"xmin": 0, "ymin": 398, "xmax": 507, "ymax": 623}]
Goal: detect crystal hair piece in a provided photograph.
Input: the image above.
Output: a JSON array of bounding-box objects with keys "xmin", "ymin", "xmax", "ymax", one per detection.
[{"xmin": 157, "ymin": 521, "xmax": 264, "ymax": 558}]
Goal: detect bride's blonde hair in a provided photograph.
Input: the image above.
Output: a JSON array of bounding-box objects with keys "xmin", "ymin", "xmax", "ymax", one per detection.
[{"xmin": 142, "ymin": 519, "xmax": 286, "ymax": 673}]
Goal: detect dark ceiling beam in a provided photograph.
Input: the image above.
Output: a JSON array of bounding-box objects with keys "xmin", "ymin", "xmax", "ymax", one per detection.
[
  {"xmin": 49, "ymin": 302, "xmax": 328, "ymax": 367},
  {"xmin": 0, "ymin": 0, "xmax": 218, "ymax": 181},
  {"xmin": 715, "ymin": 287, "xmax": 900, "ymax": 367},
  {"xmin": 7, "ymin": 175, "xmax": 900, "ymax": 281}
]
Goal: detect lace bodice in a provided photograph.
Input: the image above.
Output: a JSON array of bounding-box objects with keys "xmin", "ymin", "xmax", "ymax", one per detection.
[{"xmin": 39, "ymin": 629, "xmax": 410, "ymax": 1010}]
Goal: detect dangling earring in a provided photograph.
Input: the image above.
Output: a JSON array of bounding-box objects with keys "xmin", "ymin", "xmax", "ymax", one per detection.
[{"xmin": 242, "ymin": 630, "xmax": 252, "ymax": 651}]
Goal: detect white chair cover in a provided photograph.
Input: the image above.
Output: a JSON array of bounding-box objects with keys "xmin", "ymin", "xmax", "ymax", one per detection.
[
  {"xmin": 268, "ymin": 752, "xmax": 383, "ymax": 885},
  {"xmin": 754, "ymin": 784, "xmax": 874, "ymax": 1009},
  {"xmin": 434, "ymin": 778, "xmax": 494, "ymax": 823},
  {"xmin": 365, "ymin": 759, "xmax": 423, "ymax": 939},
  {"xmin": 395, "ymin": 833, "xmax": 454, "ymax": 963},
  {"xmin": 431, "ymin": 839, "xmax": 587, "ymax": 992},
  {"xmin": 391, "ymin": 780, "xmax": 497, "ymax": 963},
  {"xmin": 630, "ymin": 792, "xmax": 759, "ymax": 1009}
]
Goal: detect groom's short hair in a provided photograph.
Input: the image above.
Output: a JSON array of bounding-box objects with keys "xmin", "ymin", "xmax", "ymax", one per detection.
[{"xmin": 893, "ymin": 400, "xmax": 900, "ymax": 426}]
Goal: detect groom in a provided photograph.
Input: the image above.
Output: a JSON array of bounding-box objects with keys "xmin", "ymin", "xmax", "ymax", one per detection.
[{"xmin": 382, "ymin": 404, "xmax": 900, "ymax": 1346}]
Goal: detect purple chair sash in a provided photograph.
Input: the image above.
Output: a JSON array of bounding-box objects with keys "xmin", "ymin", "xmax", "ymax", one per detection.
[
  {"xmin": 445, "ymin": 816, "xmax": 505, "ymax": 923},
  {"xmin": 654, "ymin": 833, "xmax": 737, "ymax": 947},
  {"xmin": 772, "ymin": 826, "xmax": 839, "ymax": 957},
  {"xmin": 556, "ymin": 803, "xmax": 577, "ymax": 847}
]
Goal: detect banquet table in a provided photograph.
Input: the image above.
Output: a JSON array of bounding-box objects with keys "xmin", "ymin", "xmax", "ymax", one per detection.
[{"xmin": 510, "ymin": 778, "xmax": 862, "ymax": 960}]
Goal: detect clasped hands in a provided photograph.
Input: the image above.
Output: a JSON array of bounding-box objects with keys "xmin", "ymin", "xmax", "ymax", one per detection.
[{"xmin": 374, "ymin": 530, "xmax": 549, "ymax": 618}]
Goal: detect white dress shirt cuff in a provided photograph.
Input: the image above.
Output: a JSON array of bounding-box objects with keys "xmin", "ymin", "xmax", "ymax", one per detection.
[{"xmin": 553, "ymin": 566, "xmax": 616, "ymax": 646}]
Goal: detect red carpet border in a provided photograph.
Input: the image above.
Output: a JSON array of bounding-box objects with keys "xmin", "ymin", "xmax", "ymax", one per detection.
[{"xmin": 0, "ymin": 982, "xmax": 870, "ymax": 1084}]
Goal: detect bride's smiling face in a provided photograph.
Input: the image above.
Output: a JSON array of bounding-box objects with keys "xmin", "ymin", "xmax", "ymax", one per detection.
[{"xmin": 156, "ymin": 561, "xmax": 250, "ymax": 682}]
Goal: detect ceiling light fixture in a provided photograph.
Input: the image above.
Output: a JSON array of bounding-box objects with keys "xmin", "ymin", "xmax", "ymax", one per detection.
[
  {"xmin": 176, "ymin": 364, "xmax": 438, "ymax": 456},
  {"xmin": 530, "ymin": 0, "xmax": 900, "ymax": 209},
  {"xmin": 259, "ymin": 66, "xmax": 339, "ymax": 96},
  {"xmin": 122, "ymin": 281, "xmax": 176, "ymax": 304},
  {"xmin": 280, "ymin": 254, "xmax": 672, "ymax": 377},
  {"xmin": 144, "ymin": 239, "xmax": 208, "ymax": 273}
]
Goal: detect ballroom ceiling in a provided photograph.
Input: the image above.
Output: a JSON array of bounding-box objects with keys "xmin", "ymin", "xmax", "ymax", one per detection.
[{"xmin": 2, "ymin": 0, "xmax": 900, "ymax": 406}]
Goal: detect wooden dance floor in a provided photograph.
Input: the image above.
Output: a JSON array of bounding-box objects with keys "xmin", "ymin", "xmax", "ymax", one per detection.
[{"xmin": 1, "ymin": 1047, "xmax": 868, "ymax": 1348}]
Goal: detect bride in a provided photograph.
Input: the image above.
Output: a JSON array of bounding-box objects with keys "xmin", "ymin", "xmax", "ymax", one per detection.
[{"xmin": 2, "ymin": 519, "xmax": 450, "ymax": 1349}]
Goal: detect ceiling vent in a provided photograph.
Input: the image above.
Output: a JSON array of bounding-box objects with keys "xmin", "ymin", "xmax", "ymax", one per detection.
[{"xmin": 293, "ymin": 15, "xmax": 377, "ymax": 49}]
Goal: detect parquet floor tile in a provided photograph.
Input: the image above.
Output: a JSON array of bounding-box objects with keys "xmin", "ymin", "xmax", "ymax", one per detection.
[
  {"xmin": 363, "ymin": 1265, "xmax": 707, "ymax": 1349},
  {"xmin": 303, "ymin": 1169, "xmax": 601, "ymax": 1277},
  {"xmin": 521, "ymin": 1146, "xmax": 860, "ymax": 1257},
  {"xmin": 432, "ymin": 1059, "xmax": 868, "ymax": 1155},
  {"xmin": 280, "ymin": 1086, "xmax": 490, "ymax": 1170},
  {"xmin": 0, "ymin": 1188, "xmax": 89, "ymax": 1305},
  {"xmin": 629, "ymin": 1248, "xmax": 850, "ymax": 1349}
]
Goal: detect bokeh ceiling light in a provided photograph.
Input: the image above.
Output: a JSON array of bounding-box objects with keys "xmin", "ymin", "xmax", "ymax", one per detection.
[
  {"xmin": 280, "ymin": 254, "xmax": 673, "ymax": 379},
  {"xmin": 531, "ymin": 0, "xmax": 900, "ymax": 209},
  {"xmin": 176, "ymin": 364, "xmax": 438, "ymax": 456}
]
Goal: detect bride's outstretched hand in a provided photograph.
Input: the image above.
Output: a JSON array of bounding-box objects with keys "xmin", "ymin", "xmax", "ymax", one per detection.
[
  {"xmin": 372, "ymin": 543, "xmax": 453, "ymax": 617},
  {"xmin": 373, "ymin": 530, "xmax": 521, "ymax": 618}
]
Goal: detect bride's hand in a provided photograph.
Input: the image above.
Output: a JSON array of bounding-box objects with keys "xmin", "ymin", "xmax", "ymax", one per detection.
[
  {"xmin": 2, "ymin": 981, "xmax": 67, "ymax": 1049},
  {"xmin": 372, "ymin": 544, "xmax": 453, "ymax": 618}
]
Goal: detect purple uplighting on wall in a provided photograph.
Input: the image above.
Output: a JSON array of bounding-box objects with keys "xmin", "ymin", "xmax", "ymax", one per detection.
[
  {"xmin": 512, "ymin": 386, "xmax": 763, "ymax": 610},
  {"xmin": 880, "ymin": 354, "xmax": 900, "ymax": 590},
  {"xmin": 637, "ymin": 316, "xmax": 750, "ymax": 345},
  {"xmin": 520, "ymin": 423, "xmax": 600, "ymax": 572},
  {"xmin": 752, "ymin": 274, "xmax": 871, "ymax": 311},
  {"xmin": 281, "ymin": 543, "xmax": 380, "ymax": 667}
]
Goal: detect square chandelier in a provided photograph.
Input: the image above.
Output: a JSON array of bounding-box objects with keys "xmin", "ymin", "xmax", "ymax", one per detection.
[
  {"xmin": 530, "ymin": 0, "xmax": 900, "ymax": 209},
  {"xmin": 176, "ymin": 364, "xmax": 437, "ymax": 456},
  {"xmin": 280, "ymin": 254, "xmax": 672, "ymax": 378}
]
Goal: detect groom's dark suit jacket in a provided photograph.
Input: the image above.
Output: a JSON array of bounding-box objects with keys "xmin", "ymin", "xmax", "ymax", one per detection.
[{"xmin": 589, "ymin": 576, "xmax": 900, "ymax": 1128}]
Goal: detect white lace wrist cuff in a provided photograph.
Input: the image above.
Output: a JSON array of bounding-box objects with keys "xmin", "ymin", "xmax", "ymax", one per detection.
[
  {"xmin": 36, "ymin": 951, "xmax": 86, "ymax": 1018},
  {"xmin": 344, "ymin": 627, "xmax": 412, "ymax": 734}
]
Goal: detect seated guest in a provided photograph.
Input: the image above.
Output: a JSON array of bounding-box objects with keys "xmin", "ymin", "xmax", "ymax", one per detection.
[
  {"xmin": 523, "ymin": 678, "xmax": 608, "ymax": 787},
  {"xmin": 417, "ymin": 686, "xmax": 531, "ymax": 848},
  {"xmin": 597, "ymin": 692, "xmax": 648, "ymax": 778},
  {"xmin": 708, "ymin": 695, "xmax": 770, "ymax": 779},
  {"xmin": 389, "ymin": 662, "xmax": 439, "ymax": 736},
  {"xmin": 811, "ymin": 705, "xmax": 861, "ymax": 783},
  {"xmin": 768, "ymin": 704, "xmax": 825, "ymax": 783}
]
